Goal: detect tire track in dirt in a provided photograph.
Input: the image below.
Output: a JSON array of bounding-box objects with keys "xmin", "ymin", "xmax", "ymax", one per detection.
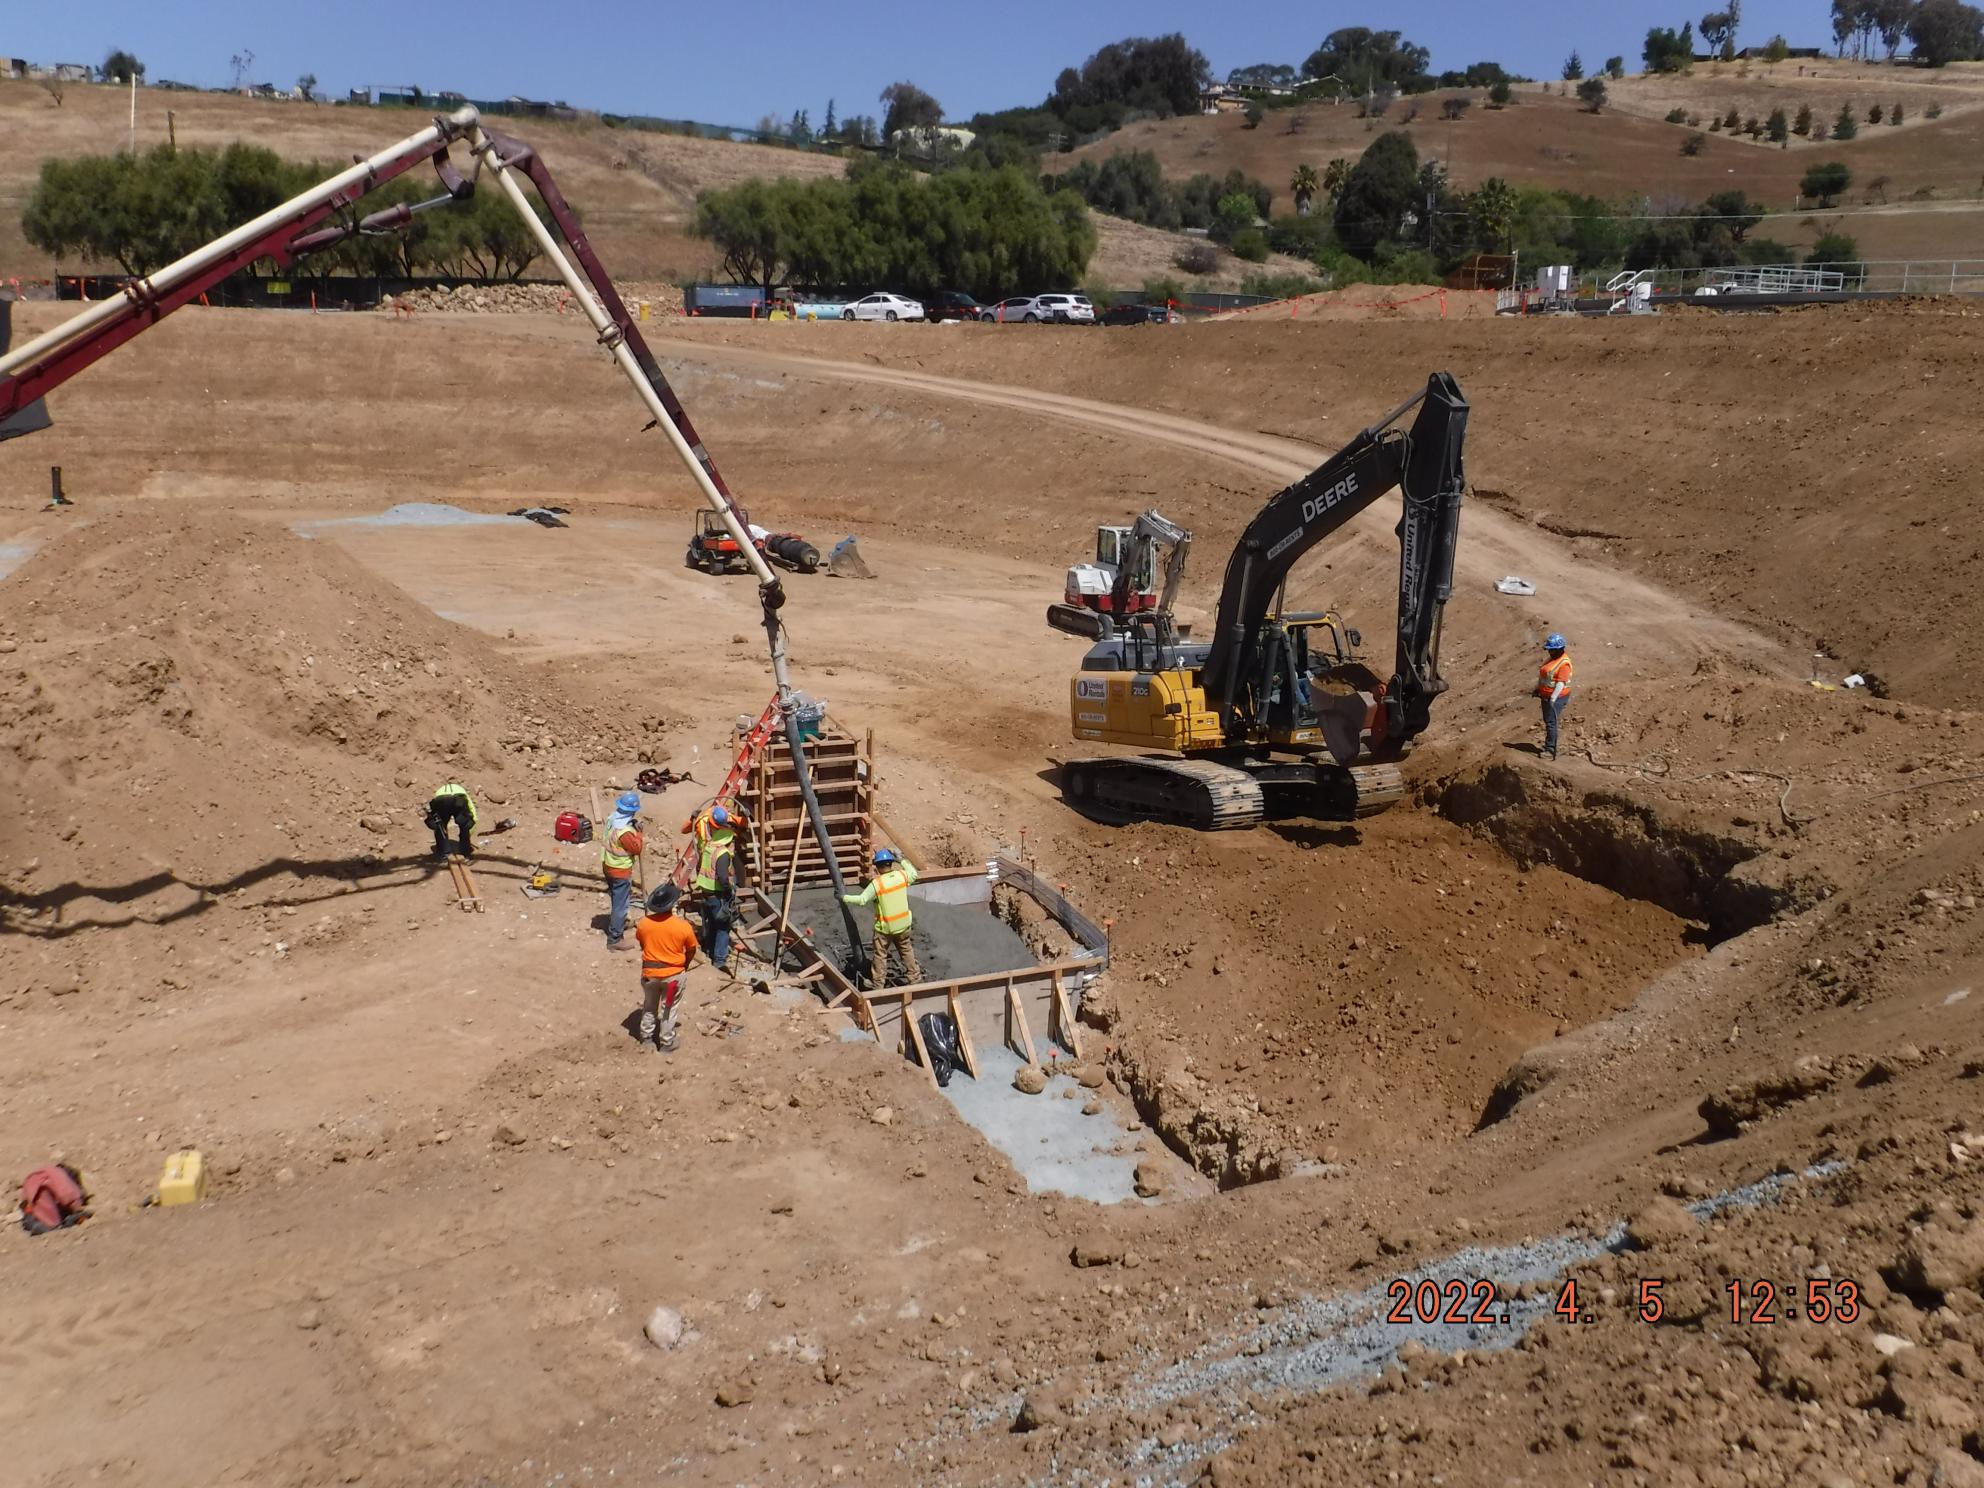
[{"xmin": 652, "ymin": 338, "xmax": 1787, "ymax": 683}]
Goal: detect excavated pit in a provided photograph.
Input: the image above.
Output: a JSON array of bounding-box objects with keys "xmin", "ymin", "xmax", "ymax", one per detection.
[{"xmin": 1426, "ymin": 761, "xmax": 1820, "ymax": 944}]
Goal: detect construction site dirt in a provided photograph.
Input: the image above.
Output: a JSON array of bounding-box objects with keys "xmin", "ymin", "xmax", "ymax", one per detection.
[{"xmin": 3, "ymin": 298, "xmax": 1983, "ymax": 1488}]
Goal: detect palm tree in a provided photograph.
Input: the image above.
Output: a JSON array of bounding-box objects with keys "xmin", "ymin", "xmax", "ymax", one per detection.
[
  {"xmin": 1321, "ymin": 157, "xmax": 1353, "ymax": 204},
  {"xmin": 1291, "ymin": 162, "xmax": 1321, "ymax": 217}
]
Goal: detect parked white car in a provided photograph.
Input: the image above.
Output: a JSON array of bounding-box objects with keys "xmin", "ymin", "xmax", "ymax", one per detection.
[
  {"xmin": 1033, "ymin": 292, "xmax": 1096, "ymax": 324},
  {"xmin": 983, "ymin": 296, "xmax": 1037, "ymax": 322},
  {"xmin": 840, "ymin": 292, "xmax": 925, "ymax": 322},
  {"xmin": 985, "ymin": 293, "xmax": 1095, "ymax": 324}
]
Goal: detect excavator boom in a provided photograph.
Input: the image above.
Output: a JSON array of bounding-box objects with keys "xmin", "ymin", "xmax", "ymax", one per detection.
[{"xmin": 1202, "ymin": 372, "xmax": 1467, "ymax": 753}]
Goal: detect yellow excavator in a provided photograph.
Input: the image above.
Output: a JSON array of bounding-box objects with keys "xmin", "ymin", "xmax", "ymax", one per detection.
[{"xmin": 1047, "ymin": 373, "xmax": 1468, "ymax": 830}]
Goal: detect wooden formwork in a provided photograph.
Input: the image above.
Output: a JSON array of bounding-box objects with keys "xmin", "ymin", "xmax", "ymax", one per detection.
[
  {"xmin": 737, "ymin": 717, "xmax": 876, "ymax": 892},
  {"xmin": 751, "ymin": 857, "xmax": 1111, "ymax": 1090}
]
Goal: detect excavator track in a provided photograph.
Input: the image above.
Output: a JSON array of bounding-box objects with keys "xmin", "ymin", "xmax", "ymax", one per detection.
[
  {"xmin": 1059, "ymin": 756, "xmax": 1266, "ymax": 830},
  {"xmin": 1058, "ymin": 755, "xmax": 1408, "ymax": 830}
]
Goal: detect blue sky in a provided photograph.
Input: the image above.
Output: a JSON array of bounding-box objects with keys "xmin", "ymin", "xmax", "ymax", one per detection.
[{"xmin": 11, "ymin": 1, "xmax": 1829, "ymax": 124}]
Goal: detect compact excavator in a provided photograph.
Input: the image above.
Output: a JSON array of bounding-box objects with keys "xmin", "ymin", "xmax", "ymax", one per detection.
[{"xmin": 1047, "ymin": 373, "xmax": 1468, "ymax": 830}]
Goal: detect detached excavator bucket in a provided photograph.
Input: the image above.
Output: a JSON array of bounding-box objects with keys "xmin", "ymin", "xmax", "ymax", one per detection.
[{"xmin": 827, "ymin": 536, "xmax": 874, "ymax": 580}]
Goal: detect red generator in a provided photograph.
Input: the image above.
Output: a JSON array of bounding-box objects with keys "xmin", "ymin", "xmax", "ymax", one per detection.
[{"xmin": 554, "ymin": 811, "xmax": 593, "ymax": 844}]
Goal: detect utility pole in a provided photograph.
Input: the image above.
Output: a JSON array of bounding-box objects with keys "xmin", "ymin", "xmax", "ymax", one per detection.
[{"xmin": 128, "ymin": 72, "xmax": 136, "ymax": 154}]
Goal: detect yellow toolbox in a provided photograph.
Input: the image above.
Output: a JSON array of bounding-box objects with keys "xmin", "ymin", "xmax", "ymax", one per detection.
[{"xmin": 155, "ymin": 1149, "xmax": 207, "ymax": 1207}]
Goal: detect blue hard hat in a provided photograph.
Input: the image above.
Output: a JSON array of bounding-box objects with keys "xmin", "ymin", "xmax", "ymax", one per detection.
[
  {"xmin": 873, "ymin": 848, "xmax": 899, "ymax": 867},
  {"xmin": 616, "ymin": 790, "xmax": 641, "ymax": 813},
  {"xmin": 1546, "ymin": 633, "xmax": 1567, "ymax": 651},
  {"xmin": 710, "ymin": 805, "xmax": 730, "ymax": 827}
]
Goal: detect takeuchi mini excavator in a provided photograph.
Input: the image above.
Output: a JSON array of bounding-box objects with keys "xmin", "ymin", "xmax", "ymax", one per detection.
[{"xmin": 1048, "ymin": 373, "xmax": 1469, "ymax": 830}]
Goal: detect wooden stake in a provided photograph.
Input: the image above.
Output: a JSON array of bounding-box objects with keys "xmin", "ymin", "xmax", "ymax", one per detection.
[
  {"xmin": 903, "ymin": 1003, "xmax": 940, "ymax": 1090},
  {"xmin": 1050, "ymin": 970, "xmax": 1083, "ymax": 1059},
  {"xmin": 946, "ymin": 987, "xmax": 980, "ymax": 1080},
  {"xmin": 1005, "ymin": 976, "xmax": 1038, "ymax": 1066}
]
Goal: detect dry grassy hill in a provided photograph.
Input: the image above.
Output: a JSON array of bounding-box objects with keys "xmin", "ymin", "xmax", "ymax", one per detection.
[
  {"xmin": 0, "ymin": 77, "xmax": 848, "ymax": 286},
  {"xmin": 0, "ymin": 78, "xmax": 1289, "ymax": 296},
  {"xmin": 1065, "ymin": 59, "xmax": 1984, "ymax": 262}
]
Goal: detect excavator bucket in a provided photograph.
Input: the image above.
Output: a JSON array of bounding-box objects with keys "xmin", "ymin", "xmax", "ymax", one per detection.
[
  {"xmin": 827, "ymin": 536, "xmax": 873, "ymax": 580},
  {"xmin": 1314, "ymin": 691, "xmax": 1372, "ymax": 767}
]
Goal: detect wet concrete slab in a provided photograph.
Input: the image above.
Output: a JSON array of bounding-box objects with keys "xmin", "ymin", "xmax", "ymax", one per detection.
[{"xmin": 783, "ymin": 884, "xmax": 1037, "ymax": 980}]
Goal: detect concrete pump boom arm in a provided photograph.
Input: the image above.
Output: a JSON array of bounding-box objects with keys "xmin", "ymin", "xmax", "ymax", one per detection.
[{"xmin": 0, "ymin": 105, "xmax": 871, "ymax": 958}]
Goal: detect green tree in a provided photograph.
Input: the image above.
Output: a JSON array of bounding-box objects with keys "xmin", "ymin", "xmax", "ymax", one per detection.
[
  {"xmin": 1703, "ymin": 189, "xmax": 1762, "ymax": 240},
  {"xmin": 1577, "ymin": 77, "xmax": 1609, "ymax": 112},
  {"xmin": 1874, "ymin": 0, "xmax": 1915, "ymax": 56},
  {"xmin": 1605, "ymin": 55, "xmax": 1626, "ymax": 77},
  {"xmin": 1644, "ymin": 23, "xmax": 1695, "ymax": 72},
  {"xmin": 1890, "ymin": 101, "xmax": 1904, "ymax": 124},
  {"xmin": 1301, "ymin": 27, "xmax": 1433, "ymax": 94},
  {"xmin": 1467, "ymin": 176, "xmax": 1518, "ymax": 251},
  {"xmin": 1321, "ymin": 157, "xmax": 1353, "ymax": 200},
  {"xmin": 1488, "ymin": 78, "xmax": 1514, "ymax": 106},
  {"xmin": 100, "ymin": 49, "xmax": 145, "ymax": 84},
  {"xmin": 1680, "ymin": 131, "xmax": 1708, "ymax": 154},
  {"xmin": 1228, "ymin": 63, "xmax": 1298, "ymax": 88},
  {"xmin": 1333, "ymin": 130, "xmax": 1419, "ymax": 259},
  {"xmin": 1833, "ymin": 103, "xmax": 1859, "ymax": 140},
  {"xmin": 1211, "ymin": 190, "xmax": 1260, "ymax": 243},
  {"xmin": 1800, "ymin": 161, "xmax": 1852, "ymax": 206},
  {"xmin": 1907, "ymin": 0, "xmax": 1984, "ymax": 65},
  {"xmin": 823, "ymin": 98, "xmax": 837, "ymax": 138},
  {"xmin": 1244, "ymin": 102, "xmax": 1265, "ymax": 129},
  {"xmin": 1867, "ymin": 102, "xmax": 1884, "ymax": 123},
  {"xmin": 1562, "ymin": 50, "xmax": 1585, "ymax": 79},
  {"xmin": 1048, "ymin": 34, "xmax": 1212, "ymax": 126},
  {"xmin": 878, "ymin": 82, "xmax": 942, "ymax": 140},
  {"xmin": 1807, "ymin": 230, "xmax": 1860, "ymax": 266},
  {"xmin": 1229, "ymin": 227, "xmax": 1270, "ymax": 262},
  {"xmin": 691, "ymin": 177, "xmax": 788, "ymax": 292},
  {"xmin": 1764, "ymin": 34, "xmax": 1792, "ymax": 62},
  {"xmin": 693, "ymin": 166, "xmax": 1095, "ymax": 300},
  {"xmin": 1766, "ymin": 107, "xmax": 1789, "ymax": 141},
  {"xmin": 297, "ymin": 73, "xmax": 318, "ymax": 102},
  {"xmin": 1794, "ymin": 103, "xmax": 1814, "ymax": 135},
  {"xmin": 1290, "ymin": 162, "xmax": 1321, "ymax": 216}
]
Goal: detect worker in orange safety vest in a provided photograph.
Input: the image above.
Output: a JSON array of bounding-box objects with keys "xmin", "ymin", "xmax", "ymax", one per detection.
[
  {"xmin": 1535, "ymin": 633, "xmax": 1573, "ymax": 762},
  {"xmin": 843, "ymin": 847, "xmax": 921, "ymax": 988}
]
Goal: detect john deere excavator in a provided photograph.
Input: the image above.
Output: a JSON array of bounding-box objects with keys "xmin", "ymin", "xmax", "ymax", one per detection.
[{"xmin": 1048, "ymin": 372, "xmax": 1468, "ymax": 830}]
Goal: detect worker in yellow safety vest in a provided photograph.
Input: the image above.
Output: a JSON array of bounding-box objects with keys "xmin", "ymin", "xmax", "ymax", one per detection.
[
  {"xmin": 690, "ymin": 802, "xmax": 746, "ymax": 975},
  {"xmin": 1535, "ymin": 633, "xmax": 1573, "ymax": 761},
  {"xmin": 425, "ymin": 782, "xmax": 478, "ymax": 861},
  {"xmin": 601, "ymin": 790, "xmax": 644, "ymax": 951},
  {"xmin": 843, "ymin": 848, "xmax": 921, "ymax": 988}
]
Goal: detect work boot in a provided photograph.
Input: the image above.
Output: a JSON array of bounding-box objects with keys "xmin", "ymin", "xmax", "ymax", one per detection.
[
  {"xmin": 657, "ymin": 1015, "xmax": 679, "ymax": 1053},
  {"xmin": 636, "ymin": 1009, "xmax": 657, "ymax": 1045}
]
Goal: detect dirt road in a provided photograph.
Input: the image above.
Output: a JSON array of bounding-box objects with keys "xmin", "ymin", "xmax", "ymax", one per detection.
[{"xmin": 648, "ymin": 333, "xmax": 1790, "ymax": 686}]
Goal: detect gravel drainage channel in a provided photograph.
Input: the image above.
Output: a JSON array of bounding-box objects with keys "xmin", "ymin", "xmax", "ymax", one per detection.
[{"xmin": 930, "ymin": 1162, "xmax": 1847, "ymax": 1485}]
